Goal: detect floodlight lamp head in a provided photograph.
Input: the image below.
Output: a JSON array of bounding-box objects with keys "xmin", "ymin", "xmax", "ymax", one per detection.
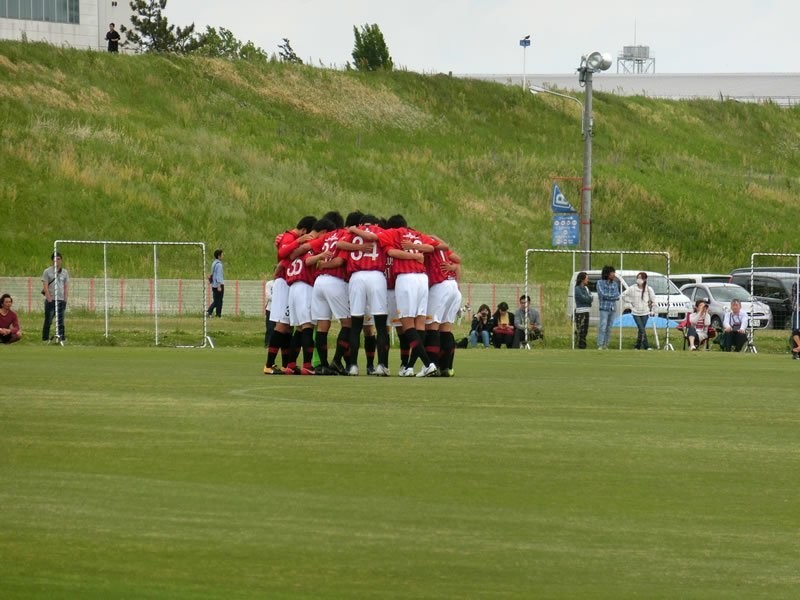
[{"xmin": 585, "ymin": 51, "xmax": 612, "ymax": 72}]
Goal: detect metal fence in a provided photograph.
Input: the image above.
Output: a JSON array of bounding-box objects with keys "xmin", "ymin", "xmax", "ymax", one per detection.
[{"xmin": 1, "ymin": 277, "xmax": 541, "ymax": 319}]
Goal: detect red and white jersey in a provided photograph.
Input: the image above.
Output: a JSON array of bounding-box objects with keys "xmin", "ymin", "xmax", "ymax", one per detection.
[
  {"xmin": 345, "ymin": 225, "xmax": 387, "ymax": 275},
  {"xmin": 285, "ymin": 248, "xmax": 316, "ymax": 286},
  {"xmin": 377, "ymin": 227, "xmax": 437, "ymax": 276},
  {"xmin": 309, "ymin": 229, "xmax": 347, "ymax": 281},
  {"xmin": 426, "ymin": 247, "xmax": 458, "ymax": 286},
  {"xmin": 276, "ymin": 230, "xmax": 300, "ymax": 272}
]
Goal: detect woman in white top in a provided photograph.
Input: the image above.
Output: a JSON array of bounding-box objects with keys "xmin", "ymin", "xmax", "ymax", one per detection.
[
  {"xmin": 722, "ymin": 298, "xmax": 749, "ymax": 352},
  {"xmin": 621, "ymin": 271, "xmax": 656, "ymax": 350},
  {"xmin": 685, "ymin": 299, "xmax": 712, "ymax": 351}
]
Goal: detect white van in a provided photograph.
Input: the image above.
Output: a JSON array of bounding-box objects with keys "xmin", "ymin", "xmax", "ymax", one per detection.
[
  {"xmin": 669, "ymin": 273, "xmax": 730, "ymax": 288},
  {"xmin": 567, "ymin": 270, "xmax": 692, "ymax": 325}
]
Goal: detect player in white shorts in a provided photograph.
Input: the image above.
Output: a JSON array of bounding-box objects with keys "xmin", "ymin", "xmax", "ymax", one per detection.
[
  {"xmin": 307, "ymin": 214, "xmax": 351, "ymax": 375},
  {"xmin": 337, "ymin": 215, "xmax": 390, "ymax": 376},
  {"xmin": 264, "ymin": 216, "xmax": 317, "ymax": 375},
  {"xmin": 378, "ymin": 214, "xmax": 441, "ymax": 377},
  {"xmin": 425, "ymin": 245, "xmax": 462, "ymax": 377}
]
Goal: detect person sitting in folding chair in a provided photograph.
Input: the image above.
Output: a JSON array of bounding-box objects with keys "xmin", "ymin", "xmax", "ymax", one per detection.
[
  {"xmin": 720, "ymin": 299, "xmax": 749, "ymax": 352},
  {"xmin": 679, "ymin": 299, "xmax": 713, "ymax": 351}
]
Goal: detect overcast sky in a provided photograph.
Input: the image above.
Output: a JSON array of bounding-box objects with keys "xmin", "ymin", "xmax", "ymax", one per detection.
[{"xmin": 165, "ymin": 1, "xmax": 798, "ymax": 75}]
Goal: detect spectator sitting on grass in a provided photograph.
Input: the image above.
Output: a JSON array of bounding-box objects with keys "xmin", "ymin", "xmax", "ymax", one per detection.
[
  {"xmin": 0, "ymin": 293, "xmax": 22, "ymax": 344},
  {"xmin": 468, "ymin": 304, "xmax": 492, "ymax": 348},
  {"xmin": 491, "ymin": 301, "xmax": 516, "ymax": 348}
]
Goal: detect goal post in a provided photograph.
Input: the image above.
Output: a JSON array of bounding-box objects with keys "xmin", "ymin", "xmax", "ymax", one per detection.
[
  {"xmin": 745, "ymin": 252, "xmax": 800, "ymax": 353},
  {"xmin": 524, "ymin": 248, "xmax": 677, "ymax": 350},
  {"xmin": 52, "ymin": 240, "xmax": 211, "ymax": 347}
]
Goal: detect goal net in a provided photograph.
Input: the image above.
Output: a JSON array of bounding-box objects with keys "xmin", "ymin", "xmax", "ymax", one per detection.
[{"xmin": 53, "ymin": 240, "xmax": 210, "ymax": 347}]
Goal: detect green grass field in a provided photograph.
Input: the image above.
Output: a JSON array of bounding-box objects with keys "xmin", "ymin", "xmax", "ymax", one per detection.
[{"xmin": 2, "ymin": 344, "xmax": 799, "ymax": 598}]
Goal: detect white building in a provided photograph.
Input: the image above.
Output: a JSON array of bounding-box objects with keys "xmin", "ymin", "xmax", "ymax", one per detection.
[
  {"xmin": 465, "ymin": 73, "xmax": 800, "ymax": 106},
  {"xmin": 0, "ymin": 0, "xmax": 131, "ymax": 51}
]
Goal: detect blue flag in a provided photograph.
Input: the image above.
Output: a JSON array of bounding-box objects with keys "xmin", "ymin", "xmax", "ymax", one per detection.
[{"xmin": 551, "ymin": 183, "xmax": 577, "ymax": 213}]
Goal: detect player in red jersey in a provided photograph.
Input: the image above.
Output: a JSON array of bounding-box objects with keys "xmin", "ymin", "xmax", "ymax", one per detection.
[
  {"xmin": 425, "ymin": 242, "xmax": 462, "ymax": 377},
  {"xmin": 307, "ymin": 212, "xmax": 351, "ymax": 375},
  {"xmin": 263, "ymin": 216, "xmax": 316, "ymax": 375},
  {"xmin": 281, "ymin": 217, "xmax": 337, "ymax": 375},
  {"xmin": 377, "ymin": 214, "xmax": 440, "ymax": 377},
  {"xmin": 337, "ymin": 213, "xmax": 390, "ymax": 376}
]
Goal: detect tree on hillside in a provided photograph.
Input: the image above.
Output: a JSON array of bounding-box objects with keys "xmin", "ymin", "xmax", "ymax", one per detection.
[
  {"xmin": 351, "ymin": 23, "xmax": 393, "ymax": 71},
  {"xmin": 125, "ymin": 0, "xmax": 202, "ymax": 53},
  {"xmin": 197, "ymin": 26, "xmax": 268, "ymax": 60},
  {"xmin": 278, "ymin": 38, "xmax": 303, "ymax": 64}
]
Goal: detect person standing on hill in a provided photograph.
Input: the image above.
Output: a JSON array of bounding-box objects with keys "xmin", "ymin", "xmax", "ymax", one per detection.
[
  {"xmin": 0, "ymin": 294, "xmax": 22, "ymax": 344},
  {"xmin": 596, "ymin": 265, "xmax": 620, "ymax": 350},
  {"xmin": 42, "ymin": 252, "xmax": 69, "ymax": 343},
  {"xmin": 106, "ymin": 23, "xmax": 121, "ymax": 53},
  {"xmin": 207, "ymin": 249, "xmax": 225, "ymax": 318}
]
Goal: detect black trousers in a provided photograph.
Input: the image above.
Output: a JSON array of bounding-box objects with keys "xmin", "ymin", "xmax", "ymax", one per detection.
[
  {"xmin": 575, "ymin": 312, "xmax": 589, "ymax": 349},
  {"xmin": 208, "ymin": 285, "xmax": 224, "ymax": 317},
  {"xmin": 43, "ymin": 300, "xmax": 66, "ymax": 341}
]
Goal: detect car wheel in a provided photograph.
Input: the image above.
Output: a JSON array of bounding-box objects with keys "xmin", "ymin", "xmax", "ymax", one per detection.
[{"xmin": 711, "ymin": 316, "xmax": 723, "ymax": 330}]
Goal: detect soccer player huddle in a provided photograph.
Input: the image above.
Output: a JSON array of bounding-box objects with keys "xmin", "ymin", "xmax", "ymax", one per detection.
[{"xmin": 263, "ymin": 211, "xmax": 461, "ymax": 377}]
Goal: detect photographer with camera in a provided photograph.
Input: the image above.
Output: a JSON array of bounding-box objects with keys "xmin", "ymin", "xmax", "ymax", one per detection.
[{"xmin": 468, "ymin": 304, "xmax": 492, "ymax": 348}]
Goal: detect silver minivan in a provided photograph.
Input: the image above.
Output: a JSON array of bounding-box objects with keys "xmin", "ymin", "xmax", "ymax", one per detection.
[{"xmin": 567, "ymin": 270, "xmax": 692, "ymax": 325}]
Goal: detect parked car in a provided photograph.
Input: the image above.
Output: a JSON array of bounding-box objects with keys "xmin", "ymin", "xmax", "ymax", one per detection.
[
  {"xmin": 729, "ymin": 269, "xmax": 800, "ymax": 329},
  {"xmin": 567, "ymin": 270, "xmax": 692, "ymax": 325},
  {"xmin": 669, "ymin": 273, "xmax": 730, "ymax": 288},
  {"xmin": 679, "ymin": 282, "xmax": 773, "ymax": 330}
]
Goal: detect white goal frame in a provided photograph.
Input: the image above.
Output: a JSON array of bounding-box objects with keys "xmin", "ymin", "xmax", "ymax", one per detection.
[
  {"xmin": 53, "ymin": 240, "xmax": 212, "ymax": 348},
  {"xmin": 524, "ymin": 248, "xmax": 675, "ymax": 350},
  {"xmin": 744, "ymin": 252, "xmax": 800, "ymax": 353}
]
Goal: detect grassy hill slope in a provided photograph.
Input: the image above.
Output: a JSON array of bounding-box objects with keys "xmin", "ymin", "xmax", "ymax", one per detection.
[{"xmin": 1, "ymin": 40, "xmax": 799, "ymax": 282}]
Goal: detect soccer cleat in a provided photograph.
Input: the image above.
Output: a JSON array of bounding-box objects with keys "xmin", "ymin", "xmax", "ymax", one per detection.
[
  {"xmin": 263, "ymin": 365, "xmax": 278, "ymax": 375},
  {"xmin": 398, "ymin": 367, "xmax": 415, "ymax": 377},
  {"xmin": 439, "ymin": 368, "xmax": 450, "ymax": 378},
  {"xmin": 448, "ymin": 368, "xmax": 454, "ymax": 377},
  {"xmin": 372, "ymin": 364, "xmax": 390, "ymax": 377},
  {"xmin": 329, "ymin": 362, "xmax": 346, "ymax": 376},
  {"xmin": 300, "ymin": 366, "xmax": 315, "ymax": 375},
  {"xmin": 366, "ymin": 366, "xmax": 376, "ymax": 376},
  {"xmin": 314, "ymin": 365, "xmax": 332, "ymax": 375},
  {"xmin": 348, "ymin": 365, "xmax": 359, "ymax": 376},
  {"xmin": 416, "ymin": 363, "xmax": 440, "ymax": 378}
]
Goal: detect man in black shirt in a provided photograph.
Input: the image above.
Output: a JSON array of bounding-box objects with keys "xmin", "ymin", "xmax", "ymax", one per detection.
[{"xmin": 106, "ymin": 23, "xmax": 121, "ymax": 53}]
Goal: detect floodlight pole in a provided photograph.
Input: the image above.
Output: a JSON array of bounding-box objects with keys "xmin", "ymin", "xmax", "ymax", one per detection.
[
  {"xmin": 576, "ymin": 52, "xmax": 611, "ymax": 270},
  {"xmin": 580, "ymin": 70, "xmax": 594, "ymax": 271}
]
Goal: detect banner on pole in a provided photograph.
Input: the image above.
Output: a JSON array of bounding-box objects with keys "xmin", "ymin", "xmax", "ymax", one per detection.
[
  {"xmin": 552, "ymin": 214, "xmax": 579, "ymax": 246},
  {"xmin": 551, "ymin": 183, "xmax": 577, "ymax": 213}
]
